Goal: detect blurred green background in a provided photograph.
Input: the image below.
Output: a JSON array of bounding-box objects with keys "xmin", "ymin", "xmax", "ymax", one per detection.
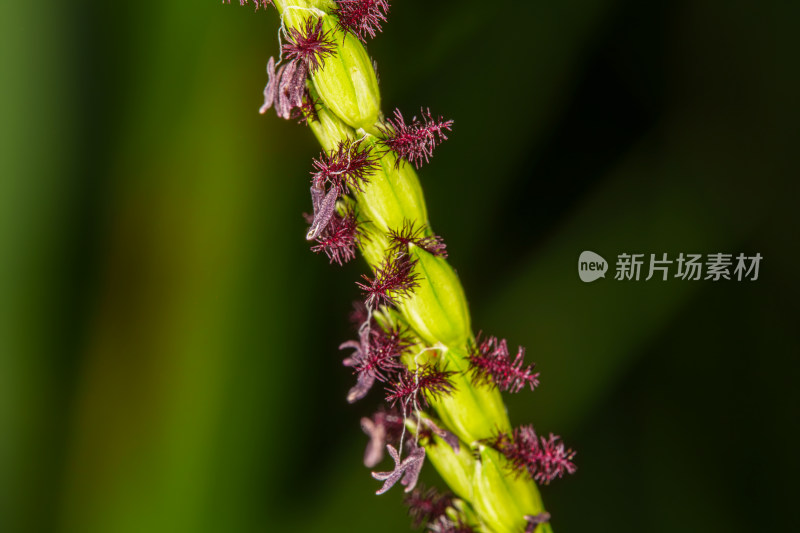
[{"xmin": 2, "ymin": 1, "xmax": 798, "ymax": 532}]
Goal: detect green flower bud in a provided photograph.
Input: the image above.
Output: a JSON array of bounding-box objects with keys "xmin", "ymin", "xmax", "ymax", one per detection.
[
  {"xmin": 312, "ymin": 26, "xmax": 381, "ymax": 129},
  {"xmin": 353, "ymin": 143, "xmax": 428, "ymax": 236},
  {"xmin": 277, "ymin": 3, "xmax": 380, "ymax": 129},
  {"xmin": 472, "ymin": 446, "xmax": 550, "ymax": 533},
  {"xmin": 353, "ymin": 151, "xmax": 431, "ymax": 277},
  {"xmin": 431, "ymin": 346, "xmax": 511, "ymax": 444},
  {"xmin": 400, "ymin": 249, "xmax": 470, "ymax": 347},
  {"xmin": 411, "ymin": 417, "xmax": 475, "ymax": 501}
]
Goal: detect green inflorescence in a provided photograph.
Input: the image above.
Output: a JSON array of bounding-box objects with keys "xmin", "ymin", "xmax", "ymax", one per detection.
[{"xmin": 270, "ymin": 2, "xmax": 558, "ymax": 532}]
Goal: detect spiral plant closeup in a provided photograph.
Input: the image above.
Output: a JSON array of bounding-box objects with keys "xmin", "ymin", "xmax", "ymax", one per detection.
[{"xmin": 228, "ymin": 1, "xmax": 577, "ymax": 531}]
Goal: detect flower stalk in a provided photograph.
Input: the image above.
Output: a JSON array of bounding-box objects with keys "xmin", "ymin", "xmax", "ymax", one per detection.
[{"xmin": 237, "ymin": 1, "xmax": 576, "ymax": 531}]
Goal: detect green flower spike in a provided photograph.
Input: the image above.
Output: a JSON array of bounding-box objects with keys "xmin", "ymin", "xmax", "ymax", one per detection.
[{"xmin": 244, "ymin": 1, "xmax": 577, "ymax": 532}]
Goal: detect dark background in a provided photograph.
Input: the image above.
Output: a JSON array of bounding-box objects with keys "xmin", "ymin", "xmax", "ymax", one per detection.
[{"xmin": 2, "ymin": 1, "xmax": 798, "ymax": 532}]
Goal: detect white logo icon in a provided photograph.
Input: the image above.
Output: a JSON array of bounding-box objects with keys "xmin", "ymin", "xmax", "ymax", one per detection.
[{"xmin": 578, "ymin": 251, "xmax": 608, "ymax": 282}]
